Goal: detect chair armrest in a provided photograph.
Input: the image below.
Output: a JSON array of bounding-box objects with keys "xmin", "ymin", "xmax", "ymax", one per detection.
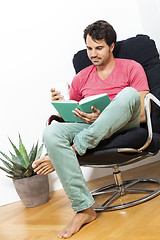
[
  {"xmin": 47, "ymin": 114, "xmax": 65, "ymax": 125},
  {"xmin": 118, "ymin": 93, "xmax": 160, "ymax": 153}
]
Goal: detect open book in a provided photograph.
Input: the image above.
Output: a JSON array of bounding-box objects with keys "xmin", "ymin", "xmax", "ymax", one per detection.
[{"xmin": 51, "ymin": 93, "xmax": 111, "ymax": 123}]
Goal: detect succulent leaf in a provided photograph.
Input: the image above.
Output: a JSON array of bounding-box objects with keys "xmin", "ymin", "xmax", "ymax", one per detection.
[
  {"xmin": 0, "ymin": 151, "xmax": 12, "ymax": 162},
  {"xmin": 12, "ymin": 162, "xmax": 26, "ymax": 171},
  {"xmin": 0, "ymin": 165, "xmax": 21, "ymax": 177},
  {"xmin": 29, "ymin": 144, "xmax": 35, "ymax": 159},
  {"xmin": 9, "ymin": 152, "xmax": 26, "ymax": 169},
  {"xmin": 29, "ymin": 142, "xmax": 38, "ymax": 164},
  {"xmin": 27, "ymin": 162, "xmax": 33, "ymax": 170},
  {"xmin": 35, "ymin": 144, "xmax": 43, "ymax": 161},
  {"xmin": 6, "ymin": 175, "xmax": 22, "ymax": 179},
  {"xmin": 0, "ymin": 166, "xmax": 13, "ymax": 175},
  {"xmin": 0, "ymin": 158, "xmax": 14, "ymax": 170},
  {"xmin": 8, "ymin": 138, "xmax": 27, "ymax": 168},
  {"xmin": 23, "ymin": 169, "xmax": 34, "ymax": 177},
  {"xmin": 18, "ymin": 134, "xmax": 29, "ymax": 166},
  {"xmin": 0, "ymin": 158, "xmax": 22, "ymax": 176}
]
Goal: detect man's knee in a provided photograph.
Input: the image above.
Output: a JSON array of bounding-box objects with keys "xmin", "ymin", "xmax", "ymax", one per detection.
[
  {"xmin": 121, "ymin": 87, "xmax": 140, "ymax": 102},
  {"xmin": 43, "ymin": 122, "xmax": 62, "ymax": 148},
  {"xmin": 115, "ymin": 87, "xmax": 141, "ymax": 107}
]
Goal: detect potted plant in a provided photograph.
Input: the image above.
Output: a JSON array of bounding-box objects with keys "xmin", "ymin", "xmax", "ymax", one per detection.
[{"xmin": 0, "ymin": 135, "xmax": 49, "ymax": 207}]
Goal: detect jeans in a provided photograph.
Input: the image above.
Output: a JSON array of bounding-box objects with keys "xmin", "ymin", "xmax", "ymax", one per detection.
[{"xmin": 43, "ymin": 87, "xmax": 141, "ymax": 212}]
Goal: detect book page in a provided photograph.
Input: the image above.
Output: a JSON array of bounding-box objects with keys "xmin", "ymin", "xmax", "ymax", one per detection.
[
  {"xmin": 65, "ymin": 100, "xmax": 78, "ymax": 103},
  {"xmin": 79, "ymin": 93, "xmax": 107, "ymax": 105}
]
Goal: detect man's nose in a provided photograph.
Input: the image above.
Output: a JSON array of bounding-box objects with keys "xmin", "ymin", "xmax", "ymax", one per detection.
[{"xmin": 91, "ymin": 49, "xmax": 98, "ymax": 58}]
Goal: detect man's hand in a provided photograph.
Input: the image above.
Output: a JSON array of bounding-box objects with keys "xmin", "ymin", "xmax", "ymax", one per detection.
[
  {"xmin": 72, "ymin": 106, "xmax": 101, "ymax": 124},
  {"xmin": 32, "ymin": 155, "xmax": 55, "ymax": 175},
  {"xmin": 50, "ymin": 88, "xmax": 64, "ymax": 102},
  {"xmin": 51, "ymin": 84, "xmax": 70, "ymax": 102}
]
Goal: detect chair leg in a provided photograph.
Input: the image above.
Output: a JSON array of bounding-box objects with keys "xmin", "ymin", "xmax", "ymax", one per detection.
[
  {"xmin": 113, "ymin": 166, "xmax": 125, "ymax": 195},
  {"xmin": 91, "ymin": 165, "xmax": 160, "ymax": 211}
]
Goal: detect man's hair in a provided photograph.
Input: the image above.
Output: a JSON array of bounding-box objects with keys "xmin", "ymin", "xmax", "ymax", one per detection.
[{"xmin": 84, "ymin": 20, "xmax": 117, "ymax": 46}]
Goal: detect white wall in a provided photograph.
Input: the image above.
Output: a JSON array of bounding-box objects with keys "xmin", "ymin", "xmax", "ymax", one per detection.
[
  {"xmin": 0, "ymin": 0, "xmax": 160, "ymax": 206},
  {"xmin": 136, "ymin": 0, "xmax": 160, "ymax": 51}
]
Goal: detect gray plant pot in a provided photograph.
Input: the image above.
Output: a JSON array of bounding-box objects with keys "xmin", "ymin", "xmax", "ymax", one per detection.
[{"xmin": 13, "ymin": 174, "xmax": 49, "ymax": 207}]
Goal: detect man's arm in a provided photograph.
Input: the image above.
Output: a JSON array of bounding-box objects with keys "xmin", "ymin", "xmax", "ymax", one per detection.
[{"xmin": 139, "ymin": 90, "xmax": 150, "ymax": 123}]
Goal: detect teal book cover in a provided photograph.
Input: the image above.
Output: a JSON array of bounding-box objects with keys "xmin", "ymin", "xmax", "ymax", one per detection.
[{"xmin": 51, "ymin": 93, "xmax": 111, "ymax": 123}]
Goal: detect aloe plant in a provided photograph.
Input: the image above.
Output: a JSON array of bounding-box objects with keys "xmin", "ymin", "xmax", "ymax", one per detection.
[{"xmin": 0, "ymin": 135, "xmax": 43, "ymax": 179}]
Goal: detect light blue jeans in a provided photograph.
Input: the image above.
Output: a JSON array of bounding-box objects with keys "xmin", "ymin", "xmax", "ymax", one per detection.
[{"xmin": 43, "ymin": 87, "xmax": 141, "ymax": 212}]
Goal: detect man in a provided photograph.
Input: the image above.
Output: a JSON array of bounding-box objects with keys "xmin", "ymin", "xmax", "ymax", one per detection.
[{"xmin": 32, "ymin": 20, "xmax": 149, "ymax": 238}]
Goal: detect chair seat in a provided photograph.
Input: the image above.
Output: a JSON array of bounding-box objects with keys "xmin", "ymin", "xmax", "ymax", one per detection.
[{"xmin": 78, "ymin": 127, "xmax": 160, "ymax": 166}]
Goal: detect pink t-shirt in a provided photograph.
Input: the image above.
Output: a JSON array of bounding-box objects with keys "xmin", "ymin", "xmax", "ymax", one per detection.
[{"xmin": 69, "ymin": 58, "xmax": 149, "ymax": 101}]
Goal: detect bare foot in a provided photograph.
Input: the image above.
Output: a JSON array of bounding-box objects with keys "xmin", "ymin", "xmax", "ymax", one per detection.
[
  {"xmin": 58, "ymin": 206, "xmax": 96, "ymax": 239},
  {"xmin": 32, "ymin": 155, "xmax": 55, "ymax": 175}
]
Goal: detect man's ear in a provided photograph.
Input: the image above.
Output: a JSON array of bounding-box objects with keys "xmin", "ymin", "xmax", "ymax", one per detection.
[{"xmin": 110, "ymin": 43, "xmax": 115, "ymax": 52}]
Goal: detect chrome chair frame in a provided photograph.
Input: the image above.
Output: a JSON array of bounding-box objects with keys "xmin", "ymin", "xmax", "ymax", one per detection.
[{"xmin": 83, "ymin": 93, "xmax": 160, "ymax": 211}]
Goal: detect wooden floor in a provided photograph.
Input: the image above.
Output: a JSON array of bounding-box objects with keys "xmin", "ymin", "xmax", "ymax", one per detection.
[{"xmin": 1, "ymin": 161, "xmax": 160, "ymax": 240}]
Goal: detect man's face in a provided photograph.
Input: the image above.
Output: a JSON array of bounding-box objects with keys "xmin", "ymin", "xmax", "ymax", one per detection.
[{"xmin": 86, "ymin": 35, "xmax": 114, "ymax": 67}]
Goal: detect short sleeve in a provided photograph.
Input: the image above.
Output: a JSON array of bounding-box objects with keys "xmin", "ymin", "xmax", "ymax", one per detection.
[
  {"xmin": 128, "ymin": 61, "xmax": 150, "ymax": 92},
  {"xmin": 69, "ymin": 75, "xmax": 83, "ymax": 101}
]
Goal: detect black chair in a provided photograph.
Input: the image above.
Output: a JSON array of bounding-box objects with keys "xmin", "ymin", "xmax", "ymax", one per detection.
[
  {"xmin": 72, "ymin": 34, "xmax": 160, "ymax": 211},
  {"xmin": 49, "ymin": 35, "xmax": 160, "ymax": 211}
]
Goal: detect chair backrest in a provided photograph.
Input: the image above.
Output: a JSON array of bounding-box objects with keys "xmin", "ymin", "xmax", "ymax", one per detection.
[{"xmin": 73, "ymin": 34, "xmax": 160, "ymax": 134}]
